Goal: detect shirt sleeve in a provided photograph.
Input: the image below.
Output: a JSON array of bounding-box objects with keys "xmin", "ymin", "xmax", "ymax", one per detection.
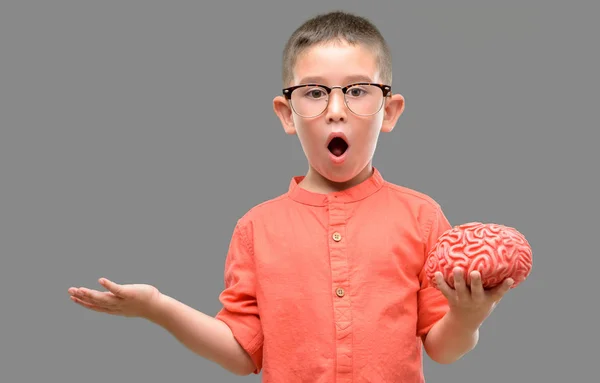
[
  {"xmin": 215, "ymin": 220, "xmax": 264, "ymax": 374},
  {"xmin": 416, "ymin": 203, "xmax": 452, "ymax": 338}
]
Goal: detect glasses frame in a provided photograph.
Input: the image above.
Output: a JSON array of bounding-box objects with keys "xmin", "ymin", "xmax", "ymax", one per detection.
[{"xmin": 282, "ymin": 82, "xmax": 392, "ymax": 118}]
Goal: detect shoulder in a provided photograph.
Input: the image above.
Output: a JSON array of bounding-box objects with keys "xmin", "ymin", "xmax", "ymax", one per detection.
[
  {"xmin": 379, "ymin": 180, "xmax": 449, "ymax": 237},
  {"xmin": 382, "ymin": 180, "xmax": 443, "ymax": 210},
  {"xmin": 233, "ymin": 191, "xmax": 291, "ymax": 229}
]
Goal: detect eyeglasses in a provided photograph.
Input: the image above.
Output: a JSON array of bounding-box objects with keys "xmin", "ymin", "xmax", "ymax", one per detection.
[{"xmin": 282, "ymin": 82, "xmax": 392, "ymax": 118}]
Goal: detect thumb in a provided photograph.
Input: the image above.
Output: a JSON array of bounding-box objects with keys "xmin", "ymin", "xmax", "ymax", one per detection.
[
  {"xmin": 433, "ymin": 272, "xmax": 455, "ymax": 302},
  {"xmin": 99, "ymin": 278, "xmax": 126, "ymax": 298},
  {"xmin": 489, "ymin": 278, "xmax": 514, "ymax": 301}
]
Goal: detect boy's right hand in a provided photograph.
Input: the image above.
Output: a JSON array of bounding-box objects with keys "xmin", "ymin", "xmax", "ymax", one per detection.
[{"xmin": 68, "ymin": 278, "xmax": 161, "ymax": 319}]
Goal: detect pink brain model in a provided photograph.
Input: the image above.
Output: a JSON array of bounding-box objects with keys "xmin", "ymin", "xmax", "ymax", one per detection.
[{"xmin": 425, "ymin": 222, "xmax": 533, "ymax": 289}]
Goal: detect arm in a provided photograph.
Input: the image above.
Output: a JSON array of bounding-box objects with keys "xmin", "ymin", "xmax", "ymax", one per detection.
[
  {"xmin": 417, "ymin": 201, "xmax": 515, "ymax": 364},
  {"xmin": 416, "ymin": 203, "xmax": 476, "ymax": 364},
  {"xmin": 69, "ymin": 279, "xmax": 256, "ymax": 375},
  {"xmin": 149, "ymin": 220, "xmax": 263, "ymax": 376},
  {"xmin": 146, "ymin": 293, "xmax": 255, "ymax": 375},
  {"xmin": 68, "ymin": 219, "xmax": 261, "ymax": 375},
  {"xmin": 423, "ymin": 267, "xmax": 514, "ymax": 364},
  {"xmin": 422, "ymin": 309, "xmax": 479, "ymax": 364}
]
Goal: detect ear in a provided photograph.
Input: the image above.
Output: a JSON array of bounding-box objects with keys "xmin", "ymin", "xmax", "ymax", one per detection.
[
  {"xmin": 380, "ymin": 93, "xmax": 405, "ymax": 133},
  {"xmin": 273, "ymin": 96, "xmax": 296, "ymax": 135}
]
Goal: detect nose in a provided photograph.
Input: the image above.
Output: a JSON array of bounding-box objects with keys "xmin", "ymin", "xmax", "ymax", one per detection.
[{"xmin": 325, "ymin": 88, "xmax": 347, "ymax": 123}]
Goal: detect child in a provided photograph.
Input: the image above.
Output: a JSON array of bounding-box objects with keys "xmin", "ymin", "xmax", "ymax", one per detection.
[{"xmin": 68, "ymin": 10, "xmax": 514, "ymax": 382}]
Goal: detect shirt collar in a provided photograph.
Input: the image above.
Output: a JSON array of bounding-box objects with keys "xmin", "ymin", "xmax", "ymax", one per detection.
[{"xmin": 287, "ymin": 167, "xmax": 385, "ymax": 206}]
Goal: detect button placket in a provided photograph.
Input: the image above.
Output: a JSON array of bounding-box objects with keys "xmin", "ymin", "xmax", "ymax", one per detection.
[{"xmin": 327, "ymin": 197, "xmax": 352, "ymax": 378}]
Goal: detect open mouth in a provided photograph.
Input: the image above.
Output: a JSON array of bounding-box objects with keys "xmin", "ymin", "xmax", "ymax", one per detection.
[{"xmin": 327, "ymin": 136, "xmax": 349, "ymax": 157}]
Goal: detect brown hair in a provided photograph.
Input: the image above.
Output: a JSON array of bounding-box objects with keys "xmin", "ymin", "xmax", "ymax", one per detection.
[{"xmin": 282, "ymin": 11, "xmax": 393, "ymax": 87}]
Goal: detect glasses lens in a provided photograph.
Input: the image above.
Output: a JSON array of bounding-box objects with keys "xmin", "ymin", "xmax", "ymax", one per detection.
[
  {"xmin": 289, "ymin": 84, "xmax": 386, "ymax": 117},
  {"xmin": 290, "ymin": 85, "xmax": 328, "ymax": 117},
  {"xmin": 345, "ymin": 84, "xmax": 384, "ymax": 115}
]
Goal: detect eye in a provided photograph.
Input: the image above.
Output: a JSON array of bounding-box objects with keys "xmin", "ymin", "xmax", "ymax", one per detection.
[
  {"xmin": 303, "ymin": 87, "xmax": 327, "ymax": 99},
  {"xmin": 347, "ymin": 87, "xmax": 367, "ymax": 97}
]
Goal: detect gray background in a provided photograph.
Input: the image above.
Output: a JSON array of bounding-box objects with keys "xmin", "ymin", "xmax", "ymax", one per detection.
[{"xmin": 1, "ymin": 0, "xmax": 597, "ymax": 382}]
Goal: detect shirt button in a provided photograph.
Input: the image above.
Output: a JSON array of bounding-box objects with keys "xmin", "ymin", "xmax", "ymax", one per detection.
[
  {"xmin": 335, "ymin": 287, "xmax": 345, "ymax": 297},
  {"xmin": 332, "ymin": 232, "xmax": 342, "ymax": 241}
]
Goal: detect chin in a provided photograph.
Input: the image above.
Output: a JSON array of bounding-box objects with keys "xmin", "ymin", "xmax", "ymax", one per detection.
[
  {"xmin": 325, "ymin": 175, "xmax": 352, "ymax": 184},
  {"xmin": 320, "ymin": 166, "xmax": 360, "ymax": 184}
]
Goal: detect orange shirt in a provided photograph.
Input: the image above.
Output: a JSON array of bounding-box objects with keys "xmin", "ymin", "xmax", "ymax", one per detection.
[{"xmin": 215, "ymin": 168, "xmax": 452, "ymax": 382}]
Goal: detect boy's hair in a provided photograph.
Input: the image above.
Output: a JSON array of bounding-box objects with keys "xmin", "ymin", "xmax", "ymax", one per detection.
[{"xmin": 282, "ymin": 11, "xmax": 393, "ymax": 87}]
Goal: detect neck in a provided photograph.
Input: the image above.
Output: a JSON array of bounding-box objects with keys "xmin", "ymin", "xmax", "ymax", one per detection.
[{"xmin": 299, "ymin": 162, "xmax": 374, "ymax": 194}]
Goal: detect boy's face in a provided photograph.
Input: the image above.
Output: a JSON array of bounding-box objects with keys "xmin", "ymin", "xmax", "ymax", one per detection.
[{"xmin": 274, "ymin": 41, "xmax": 404, "ymax": 184}]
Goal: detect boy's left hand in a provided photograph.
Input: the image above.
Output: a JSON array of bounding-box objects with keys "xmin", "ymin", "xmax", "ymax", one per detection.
[{"xmin": 434, "ymin": 268, "xmax": 514, "ymax": 330}]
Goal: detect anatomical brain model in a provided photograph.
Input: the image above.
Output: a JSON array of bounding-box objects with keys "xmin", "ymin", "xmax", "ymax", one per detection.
[{"xmin": 425, "ymin": 222, "xmax": 533, "ymax": 289}]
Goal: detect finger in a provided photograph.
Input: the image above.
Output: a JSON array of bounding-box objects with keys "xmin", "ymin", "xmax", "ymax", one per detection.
[
  {"xmin": 99, "ymin": 278, "xmax": 126, "ymax": 298},
  {"xmin": 469, "ymin": 271, "xmax": 485, "ymax": 302},
  {"xmin": 71, "ymin": 295, "xmax": 118, "ymax": 314},
  {"xmin": 453, "ymin": 268, "xmax": 470, "ymax": 302},
  {"xmin": 69, "ymin": 287, "xmax": 109, "ymax": 303},
  {"xmin": 71, "ymin": 287, "xmax": 103, "ymax": 306},
  {"xmin": 77, "ymin": 287, "xmax": 121, "ymax": 308},
  {"xmin": 69, "ymin": 288, "xmax": 95, "ymax": 306},
  {"xmin": 489, "ymin": 278, "xmax": 514, "ymax": 301},
  {"xmin": 434, "ymin": 272, "xmax": 456, "ymax": 302}
]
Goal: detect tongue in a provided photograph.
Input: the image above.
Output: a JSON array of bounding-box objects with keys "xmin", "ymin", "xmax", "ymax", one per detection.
[
  {"xmin": 331, "ymin": 146, "xmax": 344, "ymax": 157},
  {"xmin": 328, "ymin": 137, "xmax": 348, "ymax": 157}
]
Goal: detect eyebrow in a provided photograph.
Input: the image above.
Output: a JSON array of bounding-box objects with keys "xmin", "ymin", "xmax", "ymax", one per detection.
[{"xmin": 297, "ymin": 75, "xmax": 374, "ymax": 85}]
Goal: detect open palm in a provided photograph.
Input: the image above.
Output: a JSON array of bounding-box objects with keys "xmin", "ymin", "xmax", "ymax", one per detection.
[{"xmin": 68, "ymin": 278, "xmax": 161, "ymax": 319}]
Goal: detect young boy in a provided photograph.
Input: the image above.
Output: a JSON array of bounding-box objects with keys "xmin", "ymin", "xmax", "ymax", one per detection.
[{"xmin": 68, "ymin": 11, "xmax": 514, "ymax": 382}]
